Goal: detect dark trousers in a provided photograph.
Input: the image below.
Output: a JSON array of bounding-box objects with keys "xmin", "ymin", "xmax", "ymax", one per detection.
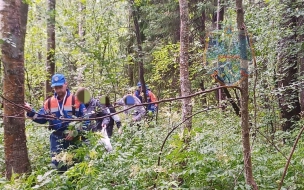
[
  {"xmin": 106, "ymin": 125, "xmax": 114, "ymax": 138},
  {"xmin": 50, "ymin": 132, "xmax": 72, "ymax": 167}
]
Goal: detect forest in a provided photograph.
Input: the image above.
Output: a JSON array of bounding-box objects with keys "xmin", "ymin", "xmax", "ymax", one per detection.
[{"xmin": 0, "ymin": 0, "xmax": 303, "ymax": 189}]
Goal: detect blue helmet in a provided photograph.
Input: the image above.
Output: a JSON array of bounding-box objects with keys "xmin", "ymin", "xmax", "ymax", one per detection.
[
  {"xmin": 51, "ymin": 73, "xmax": 66, "ymax": 87},
  {"xmin": 137, "ymin": 82, "xmax": 150, "ymax": 90}
]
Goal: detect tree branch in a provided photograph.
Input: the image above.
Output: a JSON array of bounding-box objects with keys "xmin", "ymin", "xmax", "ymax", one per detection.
[
  {"xmin": 1, "ymin": 85, "xmax": 241, "ymax": 122},
  {"xmin": 59, "ymin": 85, "xmax": 241, "ymax": 121},
  {"xmin": 278, "ymin": 125, "xmax": 304, "ymax": 190},
  {"xmin": 154, "ymin": 107, "xmax": 217, "ymax": 188}
]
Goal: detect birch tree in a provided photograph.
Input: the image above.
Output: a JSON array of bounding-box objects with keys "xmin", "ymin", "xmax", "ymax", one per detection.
[
  {"xmin": 236, "ymin": 0, "xmax": 258, "ymax": 188},
  {"xmin": 179, "ymin": 0, "xmax": 192, "ymax": 130}
]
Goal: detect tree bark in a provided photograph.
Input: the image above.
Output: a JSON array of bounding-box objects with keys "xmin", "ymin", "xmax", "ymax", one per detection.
[
  {"xmin": 199, "ymin": 1, "xmax": 206, "ymax": 106},
  {"xmin": 46, "ymin": 0, "xmax": 56, "ymax": 99},
  {"xmin": 217, "ymin": 0, "xmax": 225, "ymax": 106},
  {"xmin": 212, "ymin": 0, "xmax": 225, "ymax": 105},
  {"xmin": 236, "ymin": 0, "xmax": 258, "ymax": 189},
  {"xmin": 212, "ymin": 0, "xmax": 224, "ymax": 30},
  {"xmin": 127, "ymin": 38, "xmax": 135, "ymax": 87},
  {"xmin": 179, "ymin": 0, "xmax": 192, "ymax": 130},
  {"xmin": 199, "ymin": 80, "xmax": 206, "ymax": 105},
  {"xmin": 78, "ymin": 0, "xmax": 85, "ymax": 44},
  {"xmin": 0, "ymin": 0, "xmax": 31, "ymax": 179},
  {"xmin": 218, "ymin": 0, "xmax": 224, "ymax": 30},
  {"xmin": 200, "ymin": 2, "xmax": 206, "ymax": 45},
  {"xmin": 129, "ymin": 0, "xmax": 147, "ymax": 102},
  {"xmin": 75, "ymin": 0, "xmax": 86, "ymax": 86},
  {"xmin": 277, "ymin": 0, "xmax": 301, "ymax": 131},
  {"xmin": 126, "ymin": 9, "xmax": 135, "ymax": 87},
  {"xmin": 298, "ymin": 4, "xmax": 304, "ymax": 111}
]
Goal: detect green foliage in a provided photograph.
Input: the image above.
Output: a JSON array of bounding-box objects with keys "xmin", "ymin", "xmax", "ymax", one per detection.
[
  {"xmin": 1, "ymin": 109, "xmax": 304, "ymax": 189},
  {"xmin": 1, "ymin": 0, "xmax": 304, "ymax": 189},
  {"xmin": 140, "ymin": 0, "xmax": 180, "ymax": 43},
  {"xmin": 55, "ymin": 0, "xmax": 129, "ymax": 97},
  {"xmin": 147, "ymin": 43, "xmax": 180, "ymax": 98},
  {"xmin": 24, "ymin": 0, "xmax": 130, "ymax": 108}
]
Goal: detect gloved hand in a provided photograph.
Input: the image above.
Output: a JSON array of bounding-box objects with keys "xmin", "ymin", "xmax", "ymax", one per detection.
[{"xmin": 64, "ymin": 130, "xmax": 78, "ymax": 141}]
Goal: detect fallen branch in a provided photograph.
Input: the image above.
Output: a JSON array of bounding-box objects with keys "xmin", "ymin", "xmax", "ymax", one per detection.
[
  {"xmin": 59, "ymin": 85, "xmax": 241, "ymax": 122},
  {"xmin": 0, "ymin": 85, "xmax": 241, "ymax": 122}
]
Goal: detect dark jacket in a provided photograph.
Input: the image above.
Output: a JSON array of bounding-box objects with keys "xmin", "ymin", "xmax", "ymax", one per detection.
[
  {"xmin": 103, "ymin": 104, "xmax": 121, "ymax": 137},
  {"xmin": 107, "ymin": 105, "xmax": 121, "ymax": 128},
  {"xmin": 84, "ymin": 98, "xmax": 110, "ymax": 131}
]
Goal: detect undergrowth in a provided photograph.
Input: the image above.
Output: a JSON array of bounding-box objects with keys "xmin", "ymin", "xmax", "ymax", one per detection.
[{"xmin": 0, "ymin": 109, "xmax": 303, "ymax": 189}]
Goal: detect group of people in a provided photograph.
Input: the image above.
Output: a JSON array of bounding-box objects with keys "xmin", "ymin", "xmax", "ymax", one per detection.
[
  {"xmin": 24, "ymin": 73, "xmax": 157, "ymax": 171},
  {"xmin": 115, "ymin": 82, "xmax": 158, "ymax": 122}
]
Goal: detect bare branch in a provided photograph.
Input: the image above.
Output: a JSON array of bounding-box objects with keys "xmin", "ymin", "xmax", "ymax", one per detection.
[
  {"xmin": 0, "ymin": 85, "xmax": 241, "ymax": 122},
  {"xmin": 278, "ymin": 125, "xmax": 304, "ymax": 190}
]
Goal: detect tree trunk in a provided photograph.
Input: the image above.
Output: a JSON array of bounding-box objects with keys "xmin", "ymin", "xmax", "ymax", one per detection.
[
  {"xmin": 200, "ymin": 1, "xmax": 206, "ymax": 45},
  {"xmin": 78, "ymin": 0, "xmax": 85, "ymax": 44},
  {"xmin": 277, "ymin": 0, "xmax": 301, "ymax": 132},
  {"xmin": 218, "ymin": 0, "xmax": 224, "ymax": 30},
  {"xmin": 46, "ymin": 0, "xmax": 56, "ymax": 99},
  {"xmin": 0, "ymin": 0, "xmax": 31, "ymax": 179},
  {"xmin": 127, "ymin": 44, "xmax": 135, "ymax": 87},
  {"xmin": 126, "ymin": 9, "xmax": 135, "ymax": 87},
  {"xmin": 199, "ymin": 80, "xmax": 206, "ymax": 105},
  {"xmin": 212, "ymin": 0, "xmax": 224, "ymax": 30},
  {"xmin": 130, "ymin": 0, "xmax": 147, "ymax": 102},
  {"xmin": 298, "ymin": 5, "xmax": 304, "ymax": 111},
  {"xmin": 128, "ymin": 61, "xmax": 134, "ymax": 87},
  {"xmin": 179, "ymin": 0, "xmax": 192, "ymax": 130},
  {"xmin": 217, "ymin": 0, "xmax": 225, "ymax": 105},
  {"xmin": 199, "ymin": 1, "xmax": 206, "ymax": 106},
  {"xmin": 74, "ymin": 0, "xmax": 86, "ymax": 86},
  {"xmin": 236, "ymin": 0, "xmax": 258, "ymax": 189},
  {"xmin": 213, "ymin": 0, "xmax": 225, "ymax": 106}
]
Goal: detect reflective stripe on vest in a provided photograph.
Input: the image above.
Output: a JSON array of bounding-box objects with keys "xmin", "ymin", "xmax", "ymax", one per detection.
[{"xmin": 44, "ymin": 95, "xmax": 80, "ymax": 113}]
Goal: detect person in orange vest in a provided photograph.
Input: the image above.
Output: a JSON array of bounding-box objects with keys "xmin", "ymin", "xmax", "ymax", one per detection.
[
  {"xmin": 25, "ymin": 74, "xmax": 87, "ymax": 171},
  {"xmin": 134, "ymin": 82, "xmax": 158, "ymax": 113}
]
